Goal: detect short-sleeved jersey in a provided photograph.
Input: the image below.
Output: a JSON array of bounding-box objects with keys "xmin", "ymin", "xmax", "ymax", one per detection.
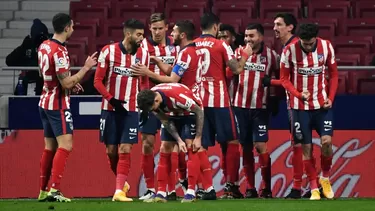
[
  {"xmin": 38, "ymin": 39, "xmax": 71, "ymax": 110},
  {"xmin": 95, "ymin": 42, "xmax": 150, "ymax": 112},
  {"xmin": 232, "ymin": 43, "xmax": 279, "ymax": 109},
  {"xmin": 141, "ymin": 36, "xmax": 179, "ymax": 88},
  {"xmin": 280, "ymin": 38, "xmax": 338, "ymax": 110},
  {"xmin": 151, "ymin": 83, "xmax": 203, "ymax": 116},
  {"xmin": 194, "ymin": 34, "xmax": 234, "ymax": 108}
]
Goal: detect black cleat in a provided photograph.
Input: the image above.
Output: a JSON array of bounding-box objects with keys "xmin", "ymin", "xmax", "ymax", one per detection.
[
  {"xmin": 245, "ymin": 188, "xmax": 258, "ymax": 198},
  {"xmin": 180, "ymin": 179, "xmax": 188, "ymax": 194},
  {"xmin": 196, "ymin": 188, "xmax": 204, "ymax": 199},
  {"xmin": 230, "ymin": 184, "xmax": 244, "ymax": 199},
  {"xmin": 220, "ymin": 183, "xmax": 231, "ymax": 199},
  {"xmin": 167, "ymin": 192, "xmax": 177, "ymax": 201},
  {"xmin": 285, "ymin": 188, "xmax": 302, "ymax": 199},
  {"xmin": 201, "ymin": 189, "xmax": 217, "ymax": 200},
  {"xmin": 259, "ymin": 188, "xmax": 272, "ymax": 198}
]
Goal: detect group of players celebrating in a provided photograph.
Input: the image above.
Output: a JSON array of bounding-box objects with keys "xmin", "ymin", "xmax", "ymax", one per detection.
[{"xmin": 36, "ymin": 11, "xmax": 338, "ymax": 203}]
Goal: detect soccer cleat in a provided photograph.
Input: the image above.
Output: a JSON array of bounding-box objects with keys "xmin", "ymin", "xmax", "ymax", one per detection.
[
  {"xmin": 144, "ymin": 193, "xmax": 167, "ymax": 203},
  {"xmin": 123, "ymin": 182, "xmax": 130, "ymax": 194},
  {"xmin": 112, "ymin": 191, "xmax": 133, "ymax": 202},
  {"xmin": 181, "ymin": 194, "xmax": 196, "ymax": 203},
  {"xmin": 196, "ymin": 188, "xmax": 204, "ymax": 199},
  {"xmin": 139, "ymin": 189, "xmax": 155, "ymax": 200},
  {"xmin": 245, "ymin": 188, "xmax": 258, "ymax": 198},
  {"xmin": 220, "ymin": 183, "xmax": 231, "ymax": 199},
  {"xmin": 201, "ymin": 189, "xmax": 217, "ymax": 200},
  {"xmin": 285, "ymin": 188, "xmax": 301, "ymax": 199},
  {"xmin": 259, "ymin": 188, "xmax": 272, "ymax": 198},
  {"xmin": 167, "ymin": 192, "xmax": 177, "ymax": 201},
  {"xmin": 319, "ymin": 177, "xmax": 334, "ymax": 199},
  {"xmin": 38, "ymin": 190, "xmax": 48, "ymax": 202},
  {"xmin": 303, "ymin": 187, "xmax": 325, "ymax": 198},
  {"xmin": 230, "ymin": 185, "xmax": 244, "ymax": 199},
  {"xmin": 310, "ymin": 189, "xmax": 321, "ymax": 200},
  {"xmin": 180, "ymin": 179, "xmax": 188, "ymax": 195},
  {"xmin": 47, "ymin": 189, "xmax": 71, "ymax": 202}
]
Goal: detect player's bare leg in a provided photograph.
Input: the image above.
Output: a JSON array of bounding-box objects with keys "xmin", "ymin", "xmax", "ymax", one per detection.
[
  {"xmin": 254, "ymin": 142, "xmax": 272, "ymax": 198},
  {"xmin": 319, "ymin": 135, "xmax": 334, "ymax": 199},
  {"xmin": 38, "ymin": 138, "xmax": 57, "ymax": 202},
  {"xmin": 302, "ymin": 143, "xmax": 320, "ymax": 200},
  {"xmin": 112, "ymin": 143, "xmax": 133, "ymax": 202},
  {"xmin": 140, "ymin": 133, "xmax": 156, "ymax": 199},
  {"xmin": 181, "ymin": 139, "xmax": 198, "ymax": 203},
  {"xmin": 46, "ymin": 134, "xmax": 73, "ymax": 202},
  {"xmin": 167, "ymin": 144, "xmax": 179, "ymax": 200},
  {"xmin": 221, "ymin": 140, "xmax": 242, "ymax": 199},
  {"xmin": 197, "ymin": 148, "xmax": 216, "ymax": 200},
  {"xmin": 144, "ymin": 141, "xmax": 174, "ymax": 203}
]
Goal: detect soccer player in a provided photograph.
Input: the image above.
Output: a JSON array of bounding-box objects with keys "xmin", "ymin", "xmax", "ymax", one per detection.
[
  {"xmin": 137, "ymin": 83, "xmax": 205, "ymax": 203},
  {"xmin": 194, "ymin": 12, "xmax": 252, "ymax": 199},
  {"xmin": 93, "ymin": 19, "xmax": 149, "ymax": 202},
  {"xmin": 139, "ymin": 13, "xmax": 181, "ymax": 200},
  {"xmin": 218, "ymin": 24, "xmax": 237, "ymax": 51},
  {"xmin": 131, "ymin": 20, "xmax": 206, "ymax": 200},
  {"xmin": 37, "ymin": 13, "xmax": 97, "ymax": 202},
  {"xmin": 274, "ymin": 13, "xmax": 306, "ymax": 199},
  {"xmin": 280, "ymin": 23, "xmax": 338, "ymax": 200},
  {"xmin": 231, "ymin": 23, "xmax": 279, "ymax": 198}
]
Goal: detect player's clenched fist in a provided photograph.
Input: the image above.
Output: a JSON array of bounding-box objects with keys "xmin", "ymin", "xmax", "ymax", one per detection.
[
  {"xmin": 301, "ymin": 90, "xmax": 310, "ymax": 101},
  {"xmin": 323, "ymin": 99, "xmax": 332, "ymax": 109},
  {"xmin": 84, "ymin": 52, "xmax": 98, "ymax": 69},
  {"xmin": 242, "ymin": 43, "xmax": 253, "ymax": 57}
]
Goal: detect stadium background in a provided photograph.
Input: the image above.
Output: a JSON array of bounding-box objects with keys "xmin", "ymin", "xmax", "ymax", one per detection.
[{"xmin": 1, "ymin": 0, "xmax": 375, "ymax": 199}]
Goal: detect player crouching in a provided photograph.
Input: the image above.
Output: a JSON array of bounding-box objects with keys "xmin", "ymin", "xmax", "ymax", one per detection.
[{"xmin": 137, "ymin": 83, "xmax": 206, "ymax": 203}]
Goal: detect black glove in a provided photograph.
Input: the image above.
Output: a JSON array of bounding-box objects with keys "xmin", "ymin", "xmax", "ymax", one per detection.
[
  {"xmin": 268, "ymin": 96, "xmax": 280, "ymax": 117},
  {"xmin": 262, "ymin": 75, "xmax": 272, "ymax": 87},
  {"xmin": 109, "ymin": 98, "xmax": 128, "ymax": 114},
  {"xmin": 139, "ymin": 111, "xmax": 149, "ymax": 127}
]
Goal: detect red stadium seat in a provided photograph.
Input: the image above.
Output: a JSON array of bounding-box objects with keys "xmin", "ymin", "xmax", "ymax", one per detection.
[
  {"xmin": 260, "ymin": 1, "xmax": 302, "ymax": 19},
  {"xmin": 335, "ymin": 54, "xmax": 361, "ymax": 66},
  {"xmin": 258, "ymin": 19, "xmax": 275, "ymax": 38},
  {"xmin": 332, "ymin": 36, "xmax": 372, "ymax": 61},
  {"xmin": 364, "ymin": 54, "xmax": 375, "ymax": 66},
  {"xmin": 337, "ymin": 71, "xmax": 349, "ymax": 95},
  {"xmin": 166, "ymin": 3, "xmax": 206, "ymax": 21},
  {"xmin": 115, "ymin": 2, "xmax": 156, "ymax": 20},
  {"xmin": 66, "ymin": 38, "xmax": 88, "ymax": 66},
  {"xmin": 349, "ymin": 70, "xmax": 375, "ymax": 95},
  {"xmin": 92, "ymin": 37, "xmax": 118, "ymax": 54},
  {"xmin": 168, "ymin": 17, "xmax": 200, "ymax": 35},
  {"xmin": 308, "ymin": 1, "xmax": 350, "ymax": 19},
  {"xmin": 70, "ymin": 2, "xmax": 110, "ymax": 19},
  {"xmin": 212, "ymin": 2, "xmax": 255, "ymax": 23},
  {"xmin": 355, "ymin": 1, "xmax": 375, "ymax": 18},
  {"xmin": 263, "ymin": 37, "xmax": 275, "ymax": 49},
  {"xmin": 221, "ymin": 18, "xmax": 242, "ymax": 34},
  {"xmin": 102, "ymin": 18, "xmax": 148, "ymax": 41},
  {"xmin": 343, "ymin": 19, "xmax": 375, "ymax": 37},
  {"xmin": 73, "ymin": 19, "xmax": 99, "ymax": 38},
  {"xmin": 303, "ymin": 18, "xmax": 338, "ymax": 40}
]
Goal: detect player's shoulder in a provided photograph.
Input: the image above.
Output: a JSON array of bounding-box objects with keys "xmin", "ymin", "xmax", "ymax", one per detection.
[{"xmin": 317, "ymin": 37, "xmax": 333, "ymax": 47}]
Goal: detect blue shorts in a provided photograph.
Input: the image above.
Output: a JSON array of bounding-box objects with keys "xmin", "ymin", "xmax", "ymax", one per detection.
[
  {"xmin": 160, "ymin": 116, "xmax": 196, "ymax": 142},
  {"xmin": 139, "ymin": 112, "xmax": 161, "ymax": 135},
  {"xmin": 39, "ymin": 107, "xmax": 73, "ymax": 138},
  {"xmin": 233, "ymin": 108, "xmax": 270, "ymax": 145},
  {"xmin": 99, "ymin": 110, "xmax": 139, "ymax": 145},
  {"xmin": 202, "ymin": 107, "xmax": 240, "ymax": 149},
  {"xmin": 291, "ymin": 109, "xmax": 334, "ymax": 144}
]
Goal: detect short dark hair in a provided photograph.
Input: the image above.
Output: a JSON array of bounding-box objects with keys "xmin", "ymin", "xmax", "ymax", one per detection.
[
  {"xmin": 219, "ymin": 24, "xmax": 236, "ymax": 36},
  {"xmin": 176, "ymin": 20, "xmax": 195, "ymax": 40},
  {"xmin": 137, "ymin": 90, "xmax": 156, "ymax": 112},
  {"xmin": 246, "ymin": 23, "xmax": 264, "ymax": 36},
  {"xmin": 274, "ymin": 13, "xmax": 298, "ymax": 34},
  {"xmin": 200, "ymin": 12, "xmax": 220, "ymax": 30},
  {"xmin": 123, "ymin": 19, "xmax": 145, "ymax": 31},
  {"xmin": 150, "ymin": 13, "xmax": 167, "ymax": 24},
  {"xmin": 52, "ymin": 13, "xmax": 72, "ymax": 34},
  {"xmin": 297, "ymin": 23, "xmax": 319, "ymax": 40}
]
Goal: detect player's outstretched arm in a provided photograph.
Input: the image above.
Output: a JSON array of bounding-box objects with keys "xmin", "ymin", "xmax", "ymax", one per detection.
[
  {"xmin": 57, "ymin": 52, "xmax": 97, "ymax": 89},
  {"xmin": 151, "ymin": 56, "xmax": 173, "ymax": 75},
  {"xmin": 327, "ymin": 43, "xmax": 339, "ymax": 103},
  {"xmin": 190, "ymin": 105, "xmax": 204, "ymax": 139},
  {"xmin": 227, "ymin": 44, "xmax": 252, "ymax": 75},
  {"xmin": 131, "ymin": 63, "xmax": 180, "ymax": 83}
]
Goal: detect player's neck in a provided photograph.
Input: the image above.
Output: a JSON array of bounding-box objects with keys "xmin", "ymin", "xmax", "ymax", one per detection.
[
  {"xmin": 52, "ymin": 34, "xmax": 67, "ymax": 44},
  {"xmin": 152, "ymin": 36, "xmax": 166, "ymax": 46},
  {"xmin": 281, "ymin": 34, "xmax": 293, "ymax": 46},
  {"xmin": 179, "ymin": 39, "xmax": 193, "ymax": 48},
  {"xmin": 202, "ymin": 30, "xmax": 215, "ymax": 37},
  {"xmin": 122, "ymin": 39, "xmax": 134, "ymax": 54}
]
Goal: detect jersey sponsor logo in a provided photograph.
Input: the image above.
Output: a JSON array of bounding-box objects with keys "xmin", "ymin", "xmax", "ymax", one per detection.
[
  {"xmin": 157, "ymin": 56, "xmax": 175, "ymax": 64},
  {"xmin": 244, "ymin": 62, "xmax": 266, "ymax": 72},
  {"xmin": 196, "ymin": 41, "xmax": 214, "ymax": 48},
  {"xmin": 297, "ymin": 66, "xmax": 324, "ymax": 75},
  {"xmin": 113, "ymin": 66, "xmax": 133, "ymax": 76}
]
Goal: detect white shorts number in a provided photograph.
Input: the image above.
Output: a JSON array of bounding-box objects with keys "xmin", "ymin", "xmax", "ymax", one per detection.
[
  {"xmin": 65, "ymin": 111, "xmax": 73, "ymax": 122},
  {"xmin": 294, "ymin": 122, "xmax": 301, "ymax": 133}
]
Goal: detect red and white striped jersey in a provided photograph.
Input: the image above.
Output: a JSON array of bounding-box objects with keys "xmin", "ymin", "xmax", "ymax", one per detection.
[
  {"xmin": 194, "ymin": 34, "xmax": 234, "ymax": 108},
  {"xmin": 141, "ymin": 36, "xmax": 179, "ymax": 88},
  {"xmin": 94, "ymin": 42, "xmax": 150, "ymax": 112},
  {"xmin": 232, "ymin": 44, "xmax": 279, "ymax": 109},
  {"xmin": 280, "ymin": 38, "xmax": 338, "ymax": 110},
  {"xmin": 38, "ymin": 39, "xmax": 71, "ymax": 110},
  {"xmin": 151, "ymin": 83, "xmax": 203, "ymax": 116}
]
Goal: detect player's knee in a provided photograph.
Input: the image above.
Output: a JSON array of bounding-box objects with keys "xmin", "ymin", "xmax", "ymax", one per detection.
[
  {"xmin": 44, "ymin": 138, "xmax": 58, "ymax": 151},
  {"xmin": 142, "ymin": 134, "xmax": 155, "ymax": 154},
  {"xmin": 254, "ymin": 142, "xmax": 267, "ymax": 154},
  {"xmin": 228, "ymin": 140, "xmax": 239, "ymax": 144},
  {"xmin": 106, "ymin": 146, "xmax": 118, "ymax": 157},
  {"xmin": 160, "ymin": 141, "xmax": 174, "ymax": 153},
  {"xmin": 119, "ymin": 144, "xmax": 132, "ymax": 153},
  {"xmin": 302, "ymin": 144, "xmax": 312, "ymax": 159},
  {"xmin": 321, "ymin": 136, "xmax": 332, "ymax": 147}
]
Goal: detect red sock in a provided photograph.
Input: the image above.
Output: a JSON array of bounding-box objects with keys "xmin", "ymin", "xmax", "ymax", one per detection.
[
  {"xmin": 187, "ymin": 149, "xmax": 200, "ymax": 190},
  {"xmin": 304, "ymin": 159, "xmax": 318, "ymax": 190},
  {"xmin": 242, "ymin": 147, "xmax": 255, "ymax": 189},
  {"xmin": 107, "ymin": 154, "xmax": 118, "ymax": 176},
  {"xmin": 321, "ymin": 154, "xmax": 333, "ymax": 178},
  {"xmin": 220, "ymin": 143, "xmax": 227, "ymax": 182},
  {"xmin": 157, "ymin": 152, "xmax": 171, "ymax": 193},
  {"xmin": 292, "ymin": 146, "xmax": 303, "ymax": 190},
  {"xmin": 178, "ymin": 151, "xmax": 187, "ymax": 180},
  {"xmin": 197, "ymin": 172, "xmax": 203, "ymax": 188},
  {"xmin": 50, "ymin": 148, "xmax": 70, "ymax": 190},
  {"xmin": 142, "ymin": 153, "xmax": 155, "ymax": 189},
  {"xmin": 198, "ymin": 151, "xmax": 213, "ymax": 190},
  {"xmin": 226, "ymin": 143, "xmax": 240, "ymax": 183},
  {"xmin": 259, "ymin": 152, "xmax": 271, "ymax": 190},
  {"xmin": 115, "ymin": 153, "xmax": 131, "ymax": 190},
  {"xmin": 168, "ymin": 152, "xmax": 178, "ymax": 191},
  {"xmin": 40, "ymin": 149, "xmax": 55, "ymax": 191}
]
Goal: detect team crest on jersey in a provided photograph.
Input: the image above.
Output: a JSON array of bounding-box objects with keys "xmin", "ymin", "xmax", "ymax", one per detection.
[
  {"xmin": 260, "ymin": 56, "xmax": 267, "ymax": 63},
  {"xmin": 168, "ymin": 46, "xmax": 175, "ymax": 53},
  {"xmin": 135, "ymin": 58, "xmax": 140, "ymax": 64},
  {"xmin": 318, "ymin": 54, "xmax": 324, "ymax": 63}
]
